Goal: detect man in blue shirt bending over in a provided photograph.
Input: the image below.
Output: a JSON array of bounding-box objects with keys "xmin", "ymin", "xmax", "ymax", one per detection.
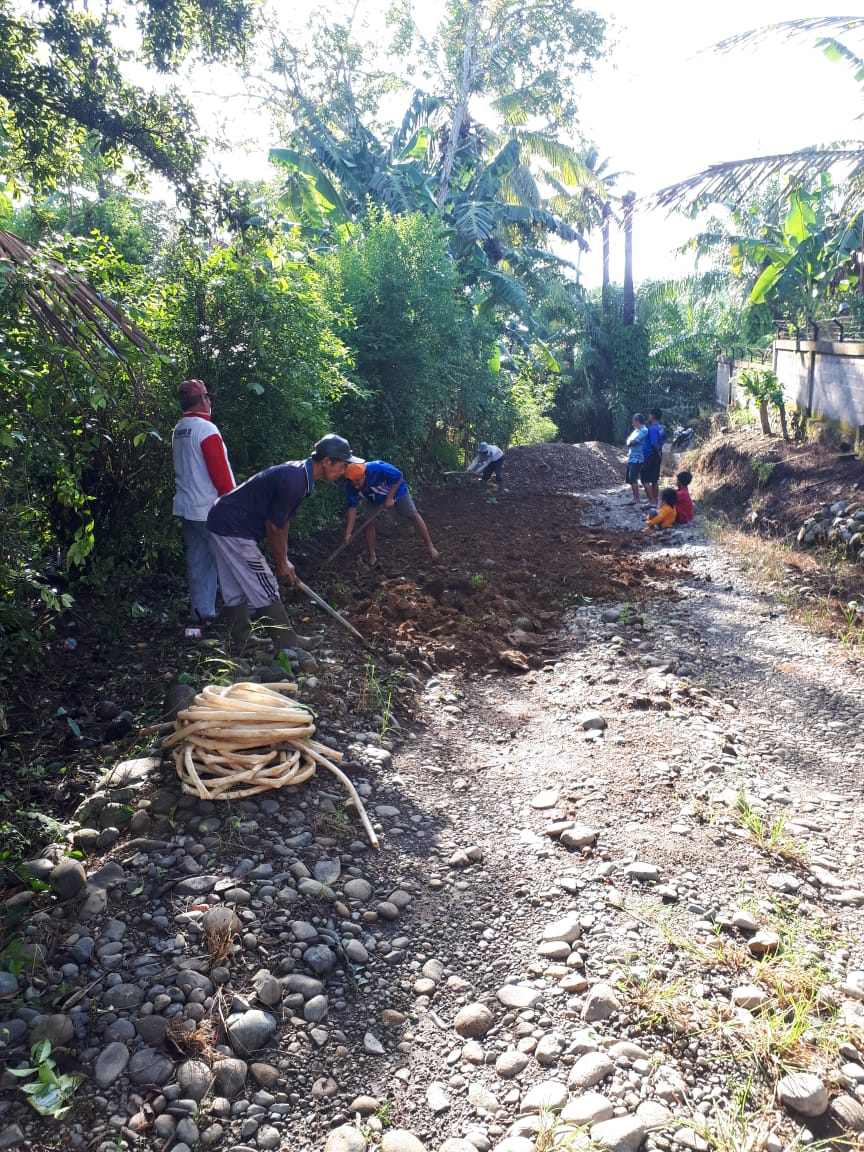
[
  {"xmin": 344, "ymin": 459, "xmax": 439, "ymax": 568},
  {"xmin": 208, "ymin": 434, "xmax": 360, "ymax": 649}
]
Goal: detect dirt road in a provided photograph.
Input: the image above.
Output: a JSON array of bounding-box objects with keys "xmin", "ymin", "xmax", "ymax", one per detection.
[{"xmin": 3, "ymin": 458, "xmax": 864, "ymax": 1152}]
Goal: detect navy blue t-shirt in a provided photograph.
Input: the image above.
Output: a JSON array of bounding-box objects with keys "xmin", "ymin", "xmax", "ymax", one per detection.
[
  {"xmin": 645, "ymin": 423, "xmax": 666, "ymax": 457},
  {"xmin": 345, "ymin": 461, "xmax": 408, "ymax": 509},
  {"xmin": 208, "ymin": 459, "xmax": 313, "ymax": 540}
]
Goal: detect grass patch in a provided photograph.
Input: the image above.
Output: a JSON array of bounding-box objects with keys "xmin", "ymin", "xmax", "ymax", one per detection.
[{"xmin": 733, "ymin": 789, "xmax": 809, "ymax": 868}]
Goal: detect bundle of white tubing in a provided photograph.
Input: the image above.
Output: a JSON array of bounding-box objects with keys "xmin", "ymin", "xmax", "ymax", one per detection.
[{"xmin": 162, "ymin": 682, "xmax": 379, "ymax": 848}]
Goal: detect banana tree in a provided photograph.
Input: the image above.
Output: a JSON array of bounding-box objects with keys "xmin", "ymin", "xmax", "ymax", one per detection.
[{"xmin": 729, "ymin": 178, "xmax": 863, "ymax": 324}]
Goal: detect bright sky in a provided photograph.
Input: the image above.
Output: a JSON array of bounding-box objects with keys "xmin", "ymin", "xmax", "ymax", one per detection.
[
  {"xmin": 189, "ymin": 2, "xmax": 864, "ymax": 289},
  {"xmin": 576, "ymin": 2, "xmax": 864, "ymax": 286}
]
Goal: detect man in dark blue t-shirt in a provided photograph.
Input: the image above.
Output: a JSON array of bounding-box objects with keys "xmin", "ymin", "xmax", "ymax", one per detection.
[
  {"xmin": 207, "ymin": 434, "xmax": 360, "ymax": 648},
  {"xmin": 343, "ymin": 459, "xmax": 439, "ymax": 567},
  {"xmin": 640, "ymin": 407, "xmax": 667, "ymax": 509}
]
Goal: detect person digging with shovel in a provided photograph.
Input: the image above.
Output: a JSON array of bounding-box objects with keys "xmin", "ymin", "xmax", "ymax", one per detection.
[
  {"xmin": 344, "ymin": 459, "xmax": 439, "ymax": 568},
  {"xmin": 466, "ymin": 441, "xmax": 506, "ymax": 491},
  {"xmin": 206, "ymin": 434, "xmax": 361, "ymax": 651}
]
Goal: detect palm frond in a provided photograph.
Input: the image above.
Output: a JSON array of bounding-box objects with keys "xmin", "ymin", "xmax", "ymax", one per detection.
[
  {"xmin": 270, "ymin": 148, "xmax": 352, "ymax": 223},
  {"xmin": 713, "ymin": 17, "xmax": 864, "ymax": 53},
  {"xmin": 453, "ymin": 200, "xmax": 497, "ymax": 240},
  {"xmin": 501, "ymin": 163, "xmax": 541, "ymax": 208},
  {"xmin": 0, "ymin": 230, "xmax": 160, "ymax": 366},
  {"xmin": 391, "ymin": 91, "xmax": 443, "ymax": 156},
  {"xmin": 649, "ymin": 147, "xmax": 864, "ymax": 212},
  {"xmin": 490, "ymin": 89, "xmax": 532, "ymax": 127},
  {"xmin": 818, "ymin": 37, "xmax": 864, "ymax": 90}
]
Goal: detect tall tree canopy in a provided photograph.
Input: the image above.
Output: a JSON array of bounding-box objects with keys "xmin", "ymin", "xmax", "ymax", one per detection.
[{"xmin": 0, "ymin": 0, "xmax": 258, "ymax": 195}]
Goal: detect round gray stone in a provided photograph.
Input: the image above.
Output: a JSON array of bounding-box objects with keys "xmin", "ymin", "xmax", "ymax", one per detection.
[
  {"xmin": 304, "ymin": 945, "xmax": 336, "ymax": 976},
  {"xmin": 94, "ymin": 1041, "xmax": 130, "ymax": 1087},
  {"xmin": 325, "ymin": 1127, "xmax": 368, "ymax": 1152},
  {"xmin": 567, "ymin": 1051, "xmax": 615, "ymax": 1090},
  {"xmin": 454, "ymin": 1002, "xmax": 494, "ymax": 1038},
  {"xmin": 520, "ymin": 1079, "xmax": 568, "ymax": 1113},
  {"xmin": 590, "ymin": 1116, "xmax": 646, "ymax": 1152},
  {"xmin": 304, "ymin": 994, "xmax": 329, "ymax": 1023},
  {"xmin": 128, "ymin": 1047, "xmax": 174, "ymax": 1087},
  {"xmin": 562, "ymin": 1092, "xmax": 615, "ymax": 1126},
  {"xmin": 177, "ymin": 1058, "xmax": 213, "ymax": 1101},
  {"xmin": 495, "ymin": 1050, "xmax": 529, "ymax": 1079},
  {"xmin": 49, "ymin": 858, "xmax": 87, "ymax": 900},
  {"xmin": 581, "ymin": 983, "xmax": 621, "ymax": 1022},
  {"xmin": 381, "ymin": 1132, "xmax": 427, "ymax": 1152},
  {"xmin": 496, "ymin": 985, "xmax": 542, "ymax": 1010},
  {"xmin": 777, "ymin": 1072, "xmax": 829, "ymax": 1117},
  {"xmin": 29, "ymin": 1014, "xmax": 74, "ymax": 1045},
  {"xmin": 226, "ymin": 1010, "xmax": 277, "ymax": 1055},
  {"xmin": 104, "ymin": 982, "xmax": 145, "ymax": 1011},
  {"xmin": 213, "ymin": 1057, "xmax": 249, "ymax": 1097}
]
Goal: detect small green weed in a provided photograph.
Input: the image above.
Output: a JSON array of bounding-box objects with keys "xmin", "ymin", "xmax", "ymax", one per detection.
[
  {"xmin": 750, "ymin": 458, "xmax": 776, "ymax": 487},
  {"xmin": 7, "ymin": 1039, "xmax": 83, "ymax": 1118},
  {"xmin": 733, "ymin": 789, "xmax": 808, "ymax": 867}
]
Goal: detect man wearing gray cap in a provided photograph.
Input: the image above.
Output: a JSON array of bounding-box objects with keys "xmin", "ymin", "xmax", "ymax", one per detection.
[{"xmin": 207, "ymin": 435, "xmax": 360, "ymax": 650}]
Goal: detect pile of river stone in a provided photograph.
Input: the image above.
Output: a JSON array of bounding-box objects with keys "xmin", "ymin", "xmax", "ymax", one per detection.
[{"xmin": 797, "ymin": 499, "xmax": 864, "ymax": 557}]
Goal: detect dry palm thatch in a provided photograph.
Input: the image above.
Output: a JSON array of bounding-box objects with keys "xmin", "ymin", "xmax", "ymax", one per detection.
[
  {"xmin": 646, "ymin": 17, "xmax": 864, "ymax": 214},
  {"xmin": 0, "ymin": 229, "xmax": 162, "ymax": 364}
]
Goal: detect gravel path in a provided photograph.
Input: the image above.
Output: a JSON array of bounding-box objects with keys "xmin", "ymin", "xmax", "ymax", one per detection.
[{"xmin": 3, "ymin": 488, "xmax": 864, "ymax": 1152}]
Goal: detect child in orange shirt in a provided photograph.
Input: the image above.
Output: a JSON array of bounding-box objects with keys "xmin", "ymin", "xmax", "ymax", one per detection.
[{"xmin": 643, "ymin": 487, "xmax": 678, "ymax": 532}]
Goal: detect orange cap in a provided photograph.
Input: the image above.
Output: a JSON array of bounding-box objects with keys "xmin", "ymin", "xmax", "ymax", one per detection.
[{"xmin": 345, "ymin": 461, "xmax": 367, "ymax": 483}]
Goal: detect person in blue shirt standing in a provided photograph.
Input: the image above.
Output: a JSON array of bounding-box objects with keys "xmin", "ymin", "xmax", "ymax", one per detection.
[
  {"xmin": 640, "ymin": 407, "xmax": 667, "ymax": 511},
  {"xmin": 344, "ymin": 459, "xmax": 439, "ymax": 567},
  {"xmin": 624, "ymin": 413, "xmax": 648, "ymax": 507}
]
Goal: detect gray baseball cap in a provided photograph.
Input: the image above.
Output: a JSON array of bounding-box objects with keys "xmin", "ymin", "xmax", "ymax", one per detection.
[{"xmin": 312, "ymin": 434, "xmax": 363, "ymax": 463}]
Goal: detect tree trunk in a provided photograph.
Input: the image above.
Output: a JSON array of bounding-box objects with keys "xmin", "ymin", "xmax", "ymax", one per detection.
[
  {"xmin": 437, "ymin": 0, "xmax": 479, "ymax": 207},
  {"xmin": 622, "ymin": 192, "xmax": 635, "ymax": 326},
  {"xmin": 778, "ymin": 402, "xmax": 790, "ymax": 442},
  {"xmin": 758, "ymin": 401, "xmax": 772, "ymax": 435},
  {"xmin": 601, "ymin": 201, "xmax": 611, "ymax": 315}
]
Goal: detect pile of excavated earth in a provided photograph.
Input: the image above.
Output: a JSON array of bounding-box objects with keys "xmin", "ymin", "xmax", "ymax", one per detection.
[{"xmin": 1, "ymin": 455, "xmax": 864, "ymax": 1152}]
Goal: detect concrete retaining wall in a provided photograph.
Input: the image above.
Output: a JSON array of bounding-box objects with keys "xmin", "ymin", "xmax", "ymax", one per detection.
[{"xmin": 717, "ymin": 340, "xmax": 864, "ymax": 435}]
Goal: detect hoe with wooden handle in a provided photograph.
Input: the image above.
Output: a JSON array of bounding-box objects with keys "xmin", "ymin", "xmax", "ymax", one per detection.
[{"xmin": 295, "ymin": 579, "xmax": 365, "ymax": 643}]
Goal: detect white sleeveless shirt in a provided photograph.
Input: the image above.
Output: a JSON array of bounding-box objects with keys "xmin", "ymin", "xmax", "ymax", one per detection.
[{"xmin": 172, "ymin": 416, "xmax": 235, "ymax": 520}]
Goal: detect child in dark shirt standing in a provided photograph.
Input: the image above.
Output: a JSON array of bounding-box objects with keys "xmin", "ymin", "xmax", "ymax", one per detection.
[{"xmin": 675, "ymin": 471, "xmax": 694, "ymax": 524}]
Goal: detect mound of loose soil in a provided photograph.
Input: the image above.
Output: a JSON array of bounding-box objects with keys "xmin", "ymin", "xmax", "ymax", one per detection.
[
  {"xmin": 694, "ymin": 426, "xmax": 864, "ymax": 533},
  {"xmin": 312, "ymin": 488, "xmax": 688, "ymax": 668},
  {"xmin": 502, "ymin": 441, "xmax": 624, "ymax": 494}
]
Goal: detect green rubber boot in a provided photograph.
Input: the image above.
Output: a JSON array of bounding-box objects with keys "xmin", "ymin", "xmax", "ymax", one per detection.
[
  {"xmin": 252, "ymin": 600, "xmax": 298, "ymax": 648},
  {"xmin": 223, "ymin": 603, "xmax": 251, "ymax": 653}
]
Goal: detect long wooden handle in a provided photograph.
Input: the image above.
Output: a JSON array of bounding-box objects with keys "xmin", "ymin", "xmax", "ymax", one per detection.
[
  {"xmin": 295, "ymin": 579, "xmax": 365, "ymax": 643},
  {"xmin": 324, "ymin": 505, "xmax": 389, "ymax": 565}
]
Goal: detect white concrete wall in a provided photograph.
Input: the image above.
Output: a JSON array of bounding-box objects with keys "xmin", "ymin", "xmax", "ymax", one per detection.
[{"xmin": 717, "ymin": 341, "xmax": 864, "ymax": 430}]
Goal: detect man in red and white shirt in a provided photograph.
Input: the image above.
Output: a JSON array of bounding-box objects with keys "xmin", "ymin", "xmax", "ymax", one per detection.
[{"xmin": 172, "ymin": 379, "xmax": 235, "ymax": 624}]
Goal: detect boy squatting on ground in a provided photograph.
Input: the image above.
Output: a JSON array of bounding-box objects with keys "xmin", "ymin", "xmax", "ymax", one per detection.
[
  {"xmin": 206, "ymin": 434, "xmax": 360, "ymax": 650},
  {"xmin": 625, "ymin": 413, "xmax": 648, "ymax": 507},
  {"xmin": 466, "ymin": 442, "xmax": 505, "ymax": 489},
  {"xmin": 344, "ymin": 459, "xmax": 439, "ymax": 566}
]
